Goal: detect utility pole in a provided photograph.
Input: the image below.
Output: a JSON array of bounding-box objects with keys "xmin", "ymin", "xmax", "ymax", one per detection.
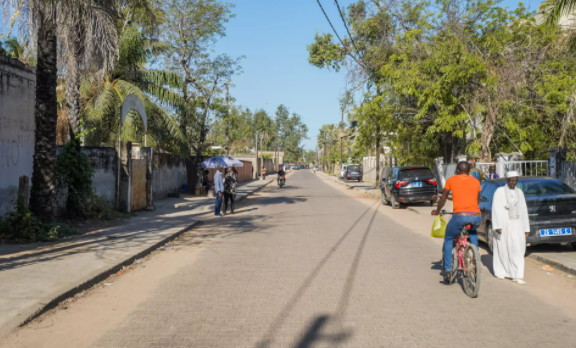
[
  {"xmin": 255, "ymin": 130, "xmax": 259, "ymax": 179},
  {"xmin": 224, "ymin": 83, "xmax": 230, "ymax": 155},
  {"xmin": 323, "ymin": 133, "xmax": 327, "ymax": 172}
]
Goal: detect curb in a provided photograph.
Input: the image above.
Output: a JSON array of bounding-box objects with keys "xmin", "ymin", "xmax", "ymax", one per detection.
[
  {"xmin": 19, "ymin": 221, "xmax": 202, "ymax": 328},
  {"xmin": 527, "ymin": 253, "xmax": 576, "ymax": 277}
]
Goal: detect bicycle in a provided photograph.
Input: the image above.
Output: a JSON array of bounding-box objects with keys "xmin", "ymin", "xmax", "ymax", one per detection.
[{"xmin": 440, "ymin": 210, "xmax": 482, "ymax": 298}]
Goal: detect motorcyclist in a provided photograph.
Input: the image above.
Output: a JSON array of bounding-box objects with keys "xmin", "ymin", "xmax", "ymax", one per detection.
[{"xmin": 277, "ymin": 166, "xmax": 286, "ymax": 185}]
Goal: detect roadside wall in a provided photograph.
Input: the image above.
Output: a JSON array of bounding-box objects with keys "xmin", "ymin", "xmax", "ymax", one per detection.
[
  {"xmin": 233, "ymin": 153, "xmax": 274, "ymax": 178},
  {"xmin": 0, "ymin": 54, "xmax": 36, "ymax": 216},
  {"xmin": 54, "ymin": 147, "xmax": 117, "ymax": 215},
  {"xmin": 152, "ymin": 153, "xmax": 187, "ymax": 198},
  {"xmin": 362, "ymin": 156, "xmax": 396, "ymax": 183}
]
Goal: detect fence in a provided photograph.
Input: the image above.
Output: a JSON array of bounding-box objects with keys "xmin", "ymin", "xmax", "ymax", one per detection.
[
  {"xmin": 560, "ymin": 161, "xmax": 576, "ymax": 190},
  {"xmin": 435, "ymin": 160, "xmax": 549, "ymax": 191}
]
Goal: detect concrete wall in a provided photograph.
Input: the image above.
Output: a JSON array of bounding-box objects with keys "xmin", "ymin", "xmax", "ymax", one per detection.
[
  {"xmin": 362, "ymin": 156, "xmax": 397, "ymax": 183},
  {"xmin": 234, "ymin": 153, "xmax": 277, "ymax": 178},
  {"xmin": 0, "ymin": 54, "xmax": 36, "ymax": 216},
  {"xmin": 54, "ymin": 147, "xmax": 117, "ymax": 215},
  {"xmin": 152, "ymin": 153, "xmax": 187, "ymax": 198}
]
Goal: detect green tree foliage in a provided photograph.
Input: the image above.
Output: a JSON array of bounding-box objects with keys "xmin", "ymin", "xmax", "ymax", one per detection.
[{"xmin": 309, "ymin": 0, "xmax": 576, "ymax": 164}]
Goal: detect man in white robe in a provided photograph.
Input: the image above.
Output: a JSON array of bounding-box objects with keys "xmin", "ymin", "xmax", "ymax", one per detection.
[{"xmin": 491, "ymin": 171, "xmax": 530, "ymax": 284}]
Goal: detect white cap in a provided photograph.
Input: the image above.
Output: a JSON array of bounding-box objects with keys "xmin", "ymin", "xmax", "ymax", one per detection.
[{"xmin": 506, "ymin": 170, "xmax": 519, "ymax": 178}]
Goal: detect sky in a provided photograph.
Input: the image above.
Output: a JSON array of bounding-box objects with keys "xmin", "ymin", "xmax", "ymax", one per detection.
[
  {"xmin": 214, "ymin": 0, "xmax": 543, "ymax": 151},
  {"xmin": 1, "ymin": 0, "xmax": 544, "ymax": 151}
]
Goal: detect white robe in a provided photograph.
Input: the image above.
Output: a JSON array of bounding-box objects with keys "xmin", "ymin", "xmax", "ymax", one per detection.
[{"xmin": 491, "ymin": 186, "xmax": 530, "ymax": 279}]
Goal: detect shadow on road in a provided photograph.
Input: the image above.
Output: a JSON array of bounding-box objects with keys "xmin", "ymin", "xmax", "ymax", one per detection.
[{"xmin": 255, "ymin": 201, "xmax": 380, "ymax": 348}]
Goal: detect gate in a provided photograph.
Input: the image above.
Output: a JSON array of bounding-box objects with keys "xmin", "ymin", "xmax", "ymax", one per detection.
[{"xmin": 131, "ymin": 159, "xmax": 147, "ymax": 211}]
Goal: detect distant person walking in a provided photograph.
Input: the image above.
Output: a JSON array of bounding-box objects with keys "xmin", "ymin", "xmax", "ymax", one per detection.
[
  {"xmin": 223, "ymin": 167, "xmax": 238, "ymax": 215},
  {"xmin": 492, "ymin": 171, "xmax": 530, "ymax": 284},
  {"xmin": 202, "ymin": 169, "xmax": 210, "ymax": 194},
  {"xmin": 213, "ymin": 165, "xmax": 224, "ymax": 217}
]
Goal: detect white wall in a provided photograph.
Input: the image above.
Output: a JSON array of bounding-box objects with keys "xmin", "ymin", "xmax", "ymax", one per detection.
[{"xmin": 0, "ymin": 54, "xmax": 36, "ymax": 215}]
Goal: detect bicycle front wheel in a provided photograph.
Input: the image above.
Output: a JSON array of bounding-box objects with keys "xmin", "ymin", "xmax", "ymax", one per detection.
[{"xmin": 462, "ymin": 244, "xmax": 482, "ymax": 298}]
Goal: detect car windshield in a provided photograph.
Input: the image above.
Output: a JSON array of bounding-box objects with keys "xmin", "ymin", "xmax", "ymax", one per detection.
[
  {"xmin": 515, "ymin": 179, "xmax": 575, "ymax": 196},
  {"xmin": 399, "ymin": 168, "xmax": 432, "ymax": 180},
  {"xmin": 348, "ymin": 165, "xmax": 360, "ymax": 171}
]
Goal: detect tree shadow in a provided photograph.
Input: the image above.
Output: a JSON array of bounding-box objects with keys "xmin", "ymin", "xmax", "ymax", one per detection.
[
  {"xmin": 255, "ymin": 201, "xmax": 380, "ymax": 348},
  {"xmin": 0, "ymin": 195, "xmax": 265, "ymax": 272}
]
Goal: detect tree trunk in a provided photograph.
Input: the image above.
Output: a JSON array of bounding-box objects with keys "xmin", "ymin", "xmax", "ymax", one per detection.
[
  {"xmin": 30, "ymin": 3, "xmax": 58, "ymax": 219},
  {"xmin": 480, "ymin": 107, "xmax": 497, "ymax": 161},
  {"xmin": 65, "ymin": 40, "xmax": 82, "ymax": 140},
  {"xmin": 442, "ymin": 132, "xmax": 453, "ymax": 163},
  {"xmin": 375, "ymin": 124, "xmax": 381, "ymax": 187}
]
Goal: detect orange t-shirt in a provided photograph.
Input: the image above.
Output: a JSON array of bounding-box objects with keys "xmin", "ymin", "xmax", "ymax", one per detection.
[{"xmin": 444, "ymin": 174, "xmax": 481, "ymax": 213}]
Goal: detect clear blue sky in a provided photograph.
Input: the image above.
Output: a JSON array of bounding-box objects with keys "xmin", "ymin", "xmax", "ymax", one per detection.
[
  {"xmin": 1, "ymin": 0, "xmax": 543, "ymax": 151},
  {"xmin": 214, "ymin": 0, "xmax": 542, "ymax": 151}
]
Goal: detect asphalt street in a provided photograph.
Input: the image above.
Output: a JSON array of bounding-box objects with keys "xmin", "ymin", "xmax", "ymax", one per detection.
[{"xmin": 6, "ymin": 169, "xmax": 576, "ymax": 347}]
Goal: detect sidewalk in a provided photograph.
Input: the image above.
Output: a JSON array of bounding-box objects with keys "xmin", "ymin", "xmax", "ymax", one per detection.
[
  {"xmin": 0, "ymin": 177, "xmax": 276, "ymax": 338},
  {"xmin": 317, "ymin": 171, "xmax": 576, "ymax": 276}
]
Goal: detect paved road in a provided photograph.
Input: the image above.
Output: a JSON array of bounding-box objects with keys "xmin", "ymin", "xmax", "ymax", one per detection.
[{"xmin": 8, "ymin": 170, "xmax": 576, "ymax": 347}]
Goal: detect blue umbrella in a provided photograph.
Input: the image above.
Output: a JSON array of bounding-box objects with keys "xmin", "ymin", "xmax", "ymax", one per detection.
[{"xmin": 200, "ymin": 155, "xmax": 244, "ymax": 168}]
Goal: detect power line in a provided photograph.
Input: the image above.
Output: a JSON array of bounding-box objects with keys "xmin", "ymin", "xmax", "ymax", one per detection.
[
  {"xmin": 333, "ymin": 0, "xmax": 364, "ymax": 61},
  {"xmin": 315, "ymin": 0, "xmax": 366, "ymax": 69}
]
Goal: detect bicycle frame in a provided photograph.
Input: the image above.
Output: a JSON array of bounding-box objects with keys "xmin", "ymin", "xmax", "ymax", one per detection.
[{"xmin": 454, "ymin": 225, "xmax": 472, "ymax": 272}]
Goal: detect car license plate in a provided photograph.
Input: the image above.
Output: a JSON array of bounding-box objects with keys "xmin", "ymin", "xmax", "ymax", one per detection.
[
  {"xmin": 413, "ymin": 182, "xmax": 422, "ymax": 187},
  {"xmin": 539, "ymin": 227, "xmax": 572, "ymax": 237}
]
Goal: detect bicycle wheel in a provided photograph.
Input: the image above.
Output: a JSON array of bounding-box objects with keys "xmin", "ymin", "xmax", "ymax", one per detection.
[
  {"xmin": 462, "ymin": 244, "xmax": 482, "ymax": 298},
  {"xmin": 448, "ymin": 247, "xmax": 458, "ymax": 283}
]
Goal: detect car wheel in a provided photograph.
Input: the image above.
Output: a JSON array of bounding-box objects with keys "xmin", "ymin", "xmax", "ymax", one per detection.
[
  {"xmin": 486, "ymin": 223, "xmax": 494, "ymax": 255},
  {"xmin": 429, "ymin": 200, "xmax": 435, "ymax": 206},
  {"xmin": 571, "ymin": 242, "xmax": 576, "ymax": 251}
]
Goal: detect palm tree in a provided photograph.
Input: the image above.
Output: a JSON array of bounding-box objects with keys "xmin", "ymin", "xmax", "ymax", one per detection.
[
  {"xmin": 541, "ymin": 0, "xmax": 576, "ymax": 26},
  {"xmin": 58, "ymin": 0, "xmax": 119, "ymax": 139},
  {"xmin": 82, "ymin": 22, "xmax": 185, "ymax": 152}
]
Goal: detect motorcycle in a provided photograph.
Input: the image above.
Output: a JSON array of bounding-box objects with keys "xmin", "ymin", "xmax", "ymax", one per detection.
[{"xmin": 278, "ymin": 176, "xmax": 286, "ymax": 188}]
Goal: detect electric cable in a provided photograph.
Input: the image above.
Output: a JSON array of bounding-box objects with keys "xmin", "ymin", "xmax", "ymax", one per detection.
[{"xmin": 315, "ymin": 0, "xmax": 366, "ymax": 69}]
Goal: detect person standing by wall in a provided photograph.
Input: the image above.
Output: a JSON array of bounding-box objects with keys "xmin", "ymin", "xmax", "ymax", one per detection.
[
  {"xmin": 223, "ymin": 167, "xmax": 238, "ymax": 215},
  {"xmin": 487, "ymin": 165, "xmax": 499, "ymax": 180},
  {"xmin": 491, "ymin": 171, "xmax": 530, "ymax": 284},
  {"xmin": 213, "ymin": 165, "xmax": 224, "ymax": 217}
]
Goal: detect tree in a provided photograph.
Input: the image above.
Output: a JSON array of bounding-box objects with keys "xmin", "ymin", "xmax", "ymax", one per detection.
[
  {"xmin": 160, "ymin": 0, "xmax": 241, "ymax": 193},
  {"xmin": 59, "ymin": 0, "xmax": 120, "ymax": 139}
]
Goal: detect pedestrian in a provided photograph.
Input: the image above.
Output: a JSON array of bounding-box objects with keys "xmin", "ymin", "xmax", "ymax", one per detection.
[
  {"xmin": 213, "ymin": 165, "xmax": 224, "ymax": 217},
  {"xmin": 202, "ymin": 169, "xmax": 210, "ymax": 194},
  {"xmin": 468, "ymin": 159, "xmax": 484, "ymax": 181},
  {"xmin": 487, "ymin": 165, "xmax": 499, "ymax": 180},
  {"xmin": 223, "ymin": 167, "xmax": 238, "ymax": 215},
  {"xmin": 491, "ymin": 171, "xmax": 530, "ymax": 284}
]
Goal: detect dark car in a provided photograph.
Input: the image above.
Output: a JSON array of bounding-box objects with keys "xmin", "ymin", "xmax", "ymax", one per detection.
[
  {"xmin": 344, "ymin": 164, "xmax": 363, "ymax": 182},
  {"xmin": 380, "ymin": 166, "xmax": 438, "ymax": 209},
  {"xmin": 477, "ymin": 177, "xmax": 576, "ymax": 253}
]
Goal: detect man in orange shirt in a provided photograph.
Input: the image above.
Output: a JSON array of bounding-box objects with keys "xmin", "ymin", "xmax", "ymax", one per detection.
[{"xmin": 432, "ymin": 161, "xmax": 482, "ymax": 282}]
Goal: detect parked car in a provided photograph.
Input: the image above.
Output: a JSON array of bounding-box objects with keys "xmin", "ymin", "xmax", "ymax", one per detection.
[
  {"xmin": 339, "ymin": 164, "xmax": 349, "ymax": 180},
  {"xmin": 380, "ymin": 166, "xmax": 438, "ymax": 209},
  {"xmin": 477, "ymin": 177, "xmax": 576, "ymax": 253},
  {"xmin": 344, "ymin": 164, "xmax": 363, "ymax": 182}
]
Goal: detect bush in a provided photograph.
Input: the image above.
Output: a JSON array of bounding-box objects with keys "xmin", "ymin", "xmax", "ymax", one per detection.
[
  {"xmin": 0, "ymin": 206, "xmax": 77, "ymax": 243},
  {"xmin": 57, "ymin": 136, "xmax": 94, "ymax": 218}
]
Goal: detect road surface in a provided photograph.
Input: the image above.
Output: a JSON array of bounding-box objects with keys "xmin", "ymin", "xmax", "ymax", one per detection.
[{"xmin": 5, "ymin": 170, "xmax": 576, "ymax": 347}]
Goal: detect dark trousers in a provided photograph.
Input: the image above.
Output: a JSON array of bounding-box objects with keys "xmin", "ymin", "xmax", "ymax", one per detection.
[{"xmin": 223, "ymin": 192, "xmax": 235, "ymax": 213}]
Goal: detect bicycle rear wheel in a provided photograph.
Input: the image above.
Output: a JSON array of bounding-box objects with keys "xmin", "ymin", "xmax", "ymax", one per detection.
[{"xmin": 462, "ymin": 244, "xmax": 482, "ymax": 298}]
